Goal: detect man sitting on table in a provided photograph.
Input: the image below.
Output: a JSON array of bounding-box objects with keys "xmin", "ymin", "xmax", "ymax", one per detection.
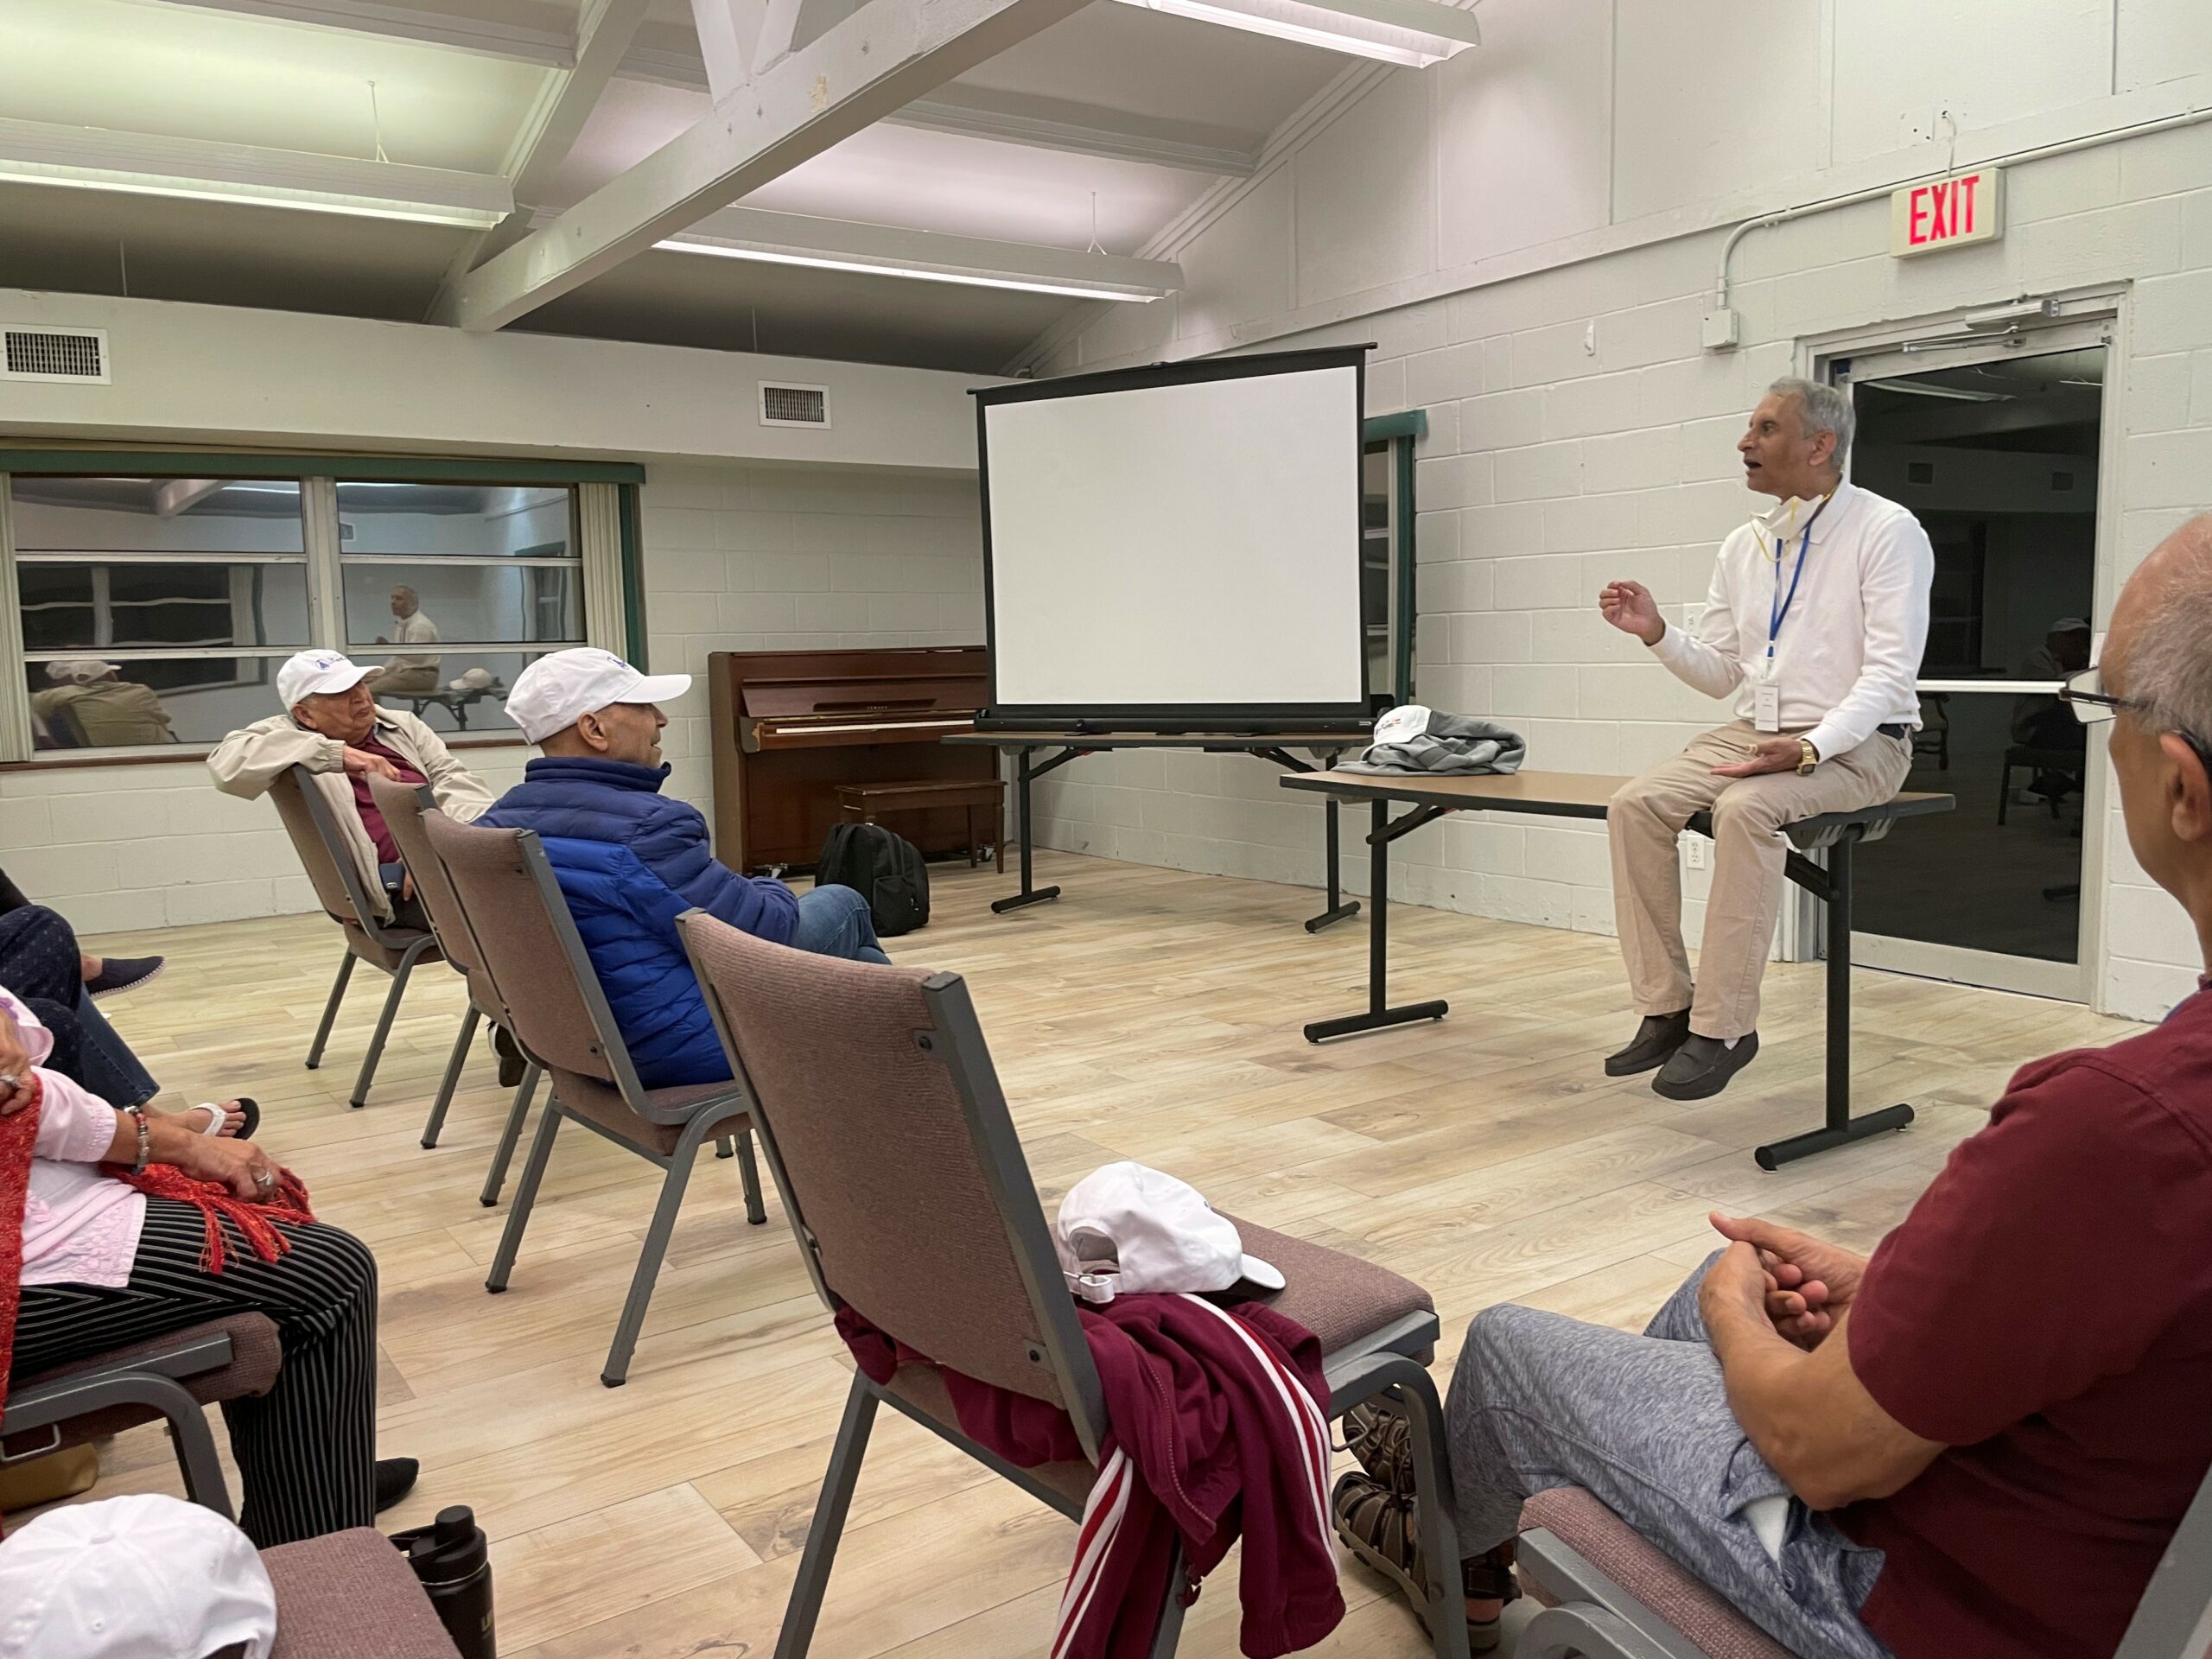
[
  {"xmin": 481, "ymin": 649, "xmax": 888, "ymax": 1090},
  {"xmin": 1332, "ymin": 518, "xmax": 2212, "ymax": 1659},
  {"xmin": 208, "ymin": 650, "xmax": 493, "ymax": 928},
  {"xmin": 1597, "ymin": 378, "xmax": 1933, "ymax": 1099}
]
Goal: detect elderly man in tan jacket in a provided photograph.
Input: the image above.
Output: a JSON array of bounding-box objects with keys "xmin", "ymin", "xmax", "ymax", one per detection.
[{"xmin": 209, "ymin": 650, "xmax": 493, "ymax": 925}]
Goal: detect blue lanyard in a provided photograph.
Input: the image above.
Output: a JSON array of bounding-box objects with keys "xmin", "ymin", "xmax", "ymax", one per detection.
[
  {"xmin": 1770, "ymin": 528, "xmax": 1804, "ymax": 668},
  {"xmin": 1766, "ymin": 493, "xmax": 1833, "ymax": 660}
]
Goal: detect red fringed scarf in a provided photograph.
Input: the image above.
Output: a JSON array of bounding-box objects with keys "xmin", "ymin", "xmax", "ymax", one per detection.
[{"xmin": 0, "ymin": 1075, "xmax": 315, "ymax": 1414}]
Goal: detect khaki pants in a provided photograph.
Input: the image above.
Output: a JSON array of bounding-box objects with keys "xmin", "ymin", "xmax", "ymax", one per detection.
[
  {"xmin": 370, "ymin": 665, "xmax": 440, "ymax": 696},
  {"xmin": 1607, "ymin": 721, "xmax": 1912, "ymax": 1040}
]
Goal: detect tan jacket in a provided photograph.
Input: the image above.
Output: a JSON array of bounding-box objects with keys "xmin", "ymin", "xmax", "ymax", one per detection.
[
  {"xmin": 207, "ymin": 706, "xmax": 495, "ymax": 921},
  {"xmin": 31, "ymin": 681, "xmax": 174, "ymax": 747}
]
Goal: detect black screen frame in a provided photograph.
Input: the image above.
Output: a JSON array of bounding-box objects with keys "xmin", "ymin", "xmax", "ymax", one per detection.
[{"xmin": 971, "ymin": 345, "xmax": 1374, "ymax": 735}]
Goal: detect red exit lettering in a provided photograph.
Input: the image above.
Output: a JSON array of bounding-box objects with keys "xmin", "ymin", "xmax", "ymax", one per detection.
[{"xmin": 1908, "ymin": 175, "xmax": 1983, "ymax": 245}]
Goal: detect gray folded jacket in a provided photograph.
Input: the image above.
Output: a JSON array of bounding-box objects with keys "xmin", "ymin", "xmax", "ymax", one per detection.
[{"xmin": 1338, "ymin": 712, "xmax": 1527, "ymax": 775}]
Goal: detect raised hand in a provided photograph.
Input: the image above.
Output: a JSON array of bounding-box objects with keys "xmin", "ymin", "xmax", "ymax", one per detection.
[{"xmin": 1599, "ymin": 581, "xmax": 1665, "ymax": 645}]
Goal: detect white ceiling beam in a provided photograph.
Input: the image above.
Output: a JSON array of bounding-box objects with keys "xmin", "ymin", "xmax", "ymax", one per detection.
[
  {"xmin": 689, "ymin": 0, "xmax": 766, "ymax": 96},
  {"xmin": 156, "ymin": 0, "xmax": 575, "ymax": 64},
  {"xmin": 426, "ymin": 0, "xmax": 655, "ymax": 315},
  {"xmin": 0, "ymin": 116, "xmax": 512, "ymax": 226},
  {"xmin": 663, "ymin": 204, "xmax": 1182, "ymax": 298},
  {"xmin": 432, "ymin": 0, "xmax": 1091, "ymax": 332}
]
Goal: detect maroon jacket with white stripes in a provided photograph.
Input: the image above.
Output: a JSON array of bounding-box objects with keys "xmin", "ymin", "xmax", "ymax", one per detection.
[{"xmin": 838, "ymin": 1293, "xmax": 1344, "ymax": 1659}]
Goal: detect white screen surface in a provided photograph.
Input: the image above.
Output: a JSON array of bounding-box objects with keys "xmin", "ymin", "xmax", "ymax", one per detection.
[{"xmin": 984, "ymin": 363, "xmax": 1364, "ymax": 712}]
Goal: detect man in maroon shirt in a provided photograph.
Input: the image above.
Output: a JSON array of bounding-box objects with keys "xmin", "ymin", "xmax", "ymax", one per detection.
[{"xmin": 1337, "ymin": 518, "xmax": 2212, "ymax": 1658}]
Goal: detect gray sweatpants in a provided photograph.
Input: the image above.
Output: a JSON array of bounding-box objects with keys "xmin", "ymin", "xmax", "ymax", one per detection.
[{"xmin": 1446, "ymin": 1255, "xmax": 1895, "ymax": 1659}]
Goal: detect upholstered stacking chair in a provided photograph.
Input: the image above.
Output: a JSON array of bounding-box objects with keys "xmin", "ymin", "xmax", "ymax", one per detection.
[
  {"xmin": 1516, "ymin": 1478, "xmax": 2212, "ymax": 1659},
  {"xmin": 368, "ymin": 776, "xmax": 543, "ymax": 1204},
  {"xmin": 675, "ymin": 910, "xmax": 1471, "ymax": 1659},
  {"xmin": 0, "ymin": 1315, "xmax": 281, "ymax": 1521},
  {"xmin": 419, "ymin": 810, "xmax": 766, "ymax": 1387},
  {"xmin": 266, "ymin": 766, "xmax": 448, "ymax": 1110},
  {"xmin": 264, "ymin": 1529, "xmax": 463, "ymax": 1658}
]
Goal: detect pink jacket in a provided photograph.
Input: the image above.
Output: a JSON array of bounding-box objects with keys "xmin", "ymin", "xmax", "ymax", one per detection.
[{"xmin": 3, "ymin": 988, "xmax": 144, "ymax": 1289}]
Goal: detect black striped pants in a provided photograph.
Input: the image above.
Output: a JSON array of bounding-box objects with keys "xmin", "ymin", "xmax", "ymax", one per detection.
[{"xmin": 11, "ymin": 1198, "xmax": 380, "ymax": 1548}]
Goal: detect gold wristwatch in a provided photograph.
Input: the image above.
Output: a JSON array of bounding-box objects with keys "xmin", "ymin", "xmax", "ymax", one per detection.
[{"xmin": 1796, "ymin": 738, "xmax": 1820, "ymax": 776}]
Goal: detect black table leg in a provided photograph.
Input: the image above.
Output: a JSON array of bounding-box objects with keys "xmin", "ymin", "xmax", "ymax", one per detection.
[
  {"xmin": 1305, "ymin": 797, "xmax": 1362, "ymax": 932},
  {"xmin": 991, "ymin": 745, "xmax": 1064, "ymax": 914},
  {"xmin": 1754, "ymin": 835, "xmax": 1915, "ymax": 1168},
  {"xmin": 1305, "ymin": 799, "xmax": 1450, "ymax": 1042}
]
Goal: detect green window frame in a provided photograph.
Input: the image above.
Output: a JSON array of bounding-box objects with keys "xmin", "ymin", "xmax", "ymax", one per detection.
[
  {"xmin": 1362, "ymin": 410, "xmax": 1425, "ymax": 709},
  {"xmin": 0, "ymin": 450, "xmax": 645, "ymax": 765}
]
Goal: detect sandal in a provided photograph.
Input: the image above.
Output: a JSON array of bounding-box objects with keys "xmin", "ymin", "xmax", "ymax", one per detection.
[
  {"xmin": 188, "ymin": 1097, "xmax": 261, "ymax": 1140},
  {"xmin": 1343, "ymin": 1400, "xmax": 1416, "ymax": 1492},
  {"xmin": 1332, "ymin": 1471, "xmax": 1519, "ymax": 1654}
]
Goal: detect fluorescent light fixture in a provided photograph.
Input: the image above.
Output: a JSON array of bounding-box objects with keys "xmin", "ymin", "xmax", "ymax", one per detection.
[
  {"xmin": 1108, "ymin": 0, "xmax": 1480, "ymax": 67},
  {"xmin": 652, "ymin": 207, "xmax": 1182, "ymax": 304},
  {"xmin": 0, "ymin": 118, "xmax": 511, "ymax": 230}
]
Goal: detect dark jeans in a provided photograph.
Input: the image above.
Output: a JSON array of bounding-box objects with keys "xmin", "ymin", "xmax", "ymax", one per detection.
[{"xmin": 0, "ymin": 906, "xmax": 161, "ymax": 1107}]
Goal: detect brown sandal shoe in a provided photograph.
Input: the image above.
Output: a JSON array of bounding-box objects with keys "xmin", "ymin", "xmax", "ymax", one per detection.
[
  {"xmin": 1342, "ymin": 1401, "xmax": 1416, "ymax": 1491},
  {"xmin": 1332, "ymin": 1471, "xmax": 1517, "ymax": 1653}
]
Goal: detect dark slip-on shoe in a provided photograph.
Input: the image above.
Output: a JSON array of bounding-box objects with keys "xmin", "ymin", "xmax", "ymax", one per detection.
[
  {"xmin": 1652, "ymin": 1031, "xmax": 1761, "ymax": 1101},
  {"xmin": 86, "ymin": 955, "xmax": 164, "ymax": 1000},
  {"xmin": 1605, "ymin": 1010, "xmax": 1692, "ymax": 1077}
]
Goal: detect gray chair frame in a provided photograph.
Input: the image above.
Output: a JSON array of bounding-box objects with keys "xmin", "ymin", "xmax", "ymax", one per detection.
[
  {"xmin": 273, "ymin": 766, "xmax": 448, "ymax": 1110},
  {"xmin": 0, "ymin": 1328, "xmax": 245, "ymax": 1520},
  {"xmin": 370, "ymin": 779, "xmax": 543, "ymax": 1204},
  {"xmin": 416, "ymin": 817, "xmax": 762, "ymax": 1387},
  {"xmin": 1517, "ymin": 1457, "xmax": 2212, "ymax": 1659},
  {"xmin": 676, "ymin": 925, "xmax": 1470, "ymax": 1659}
]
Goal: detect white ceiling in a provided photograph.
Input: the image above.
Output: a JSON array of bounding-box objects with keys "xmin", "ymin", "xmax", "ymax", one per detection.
[{"xmin": 0, "ymin": 0, "xmax": 1356, "ymax": 372}]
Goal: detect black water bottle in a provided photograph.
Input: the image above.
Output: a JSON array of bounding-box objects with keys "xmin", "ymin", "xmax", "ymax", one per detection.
[{"xmin": 391, "ymin": 1504, "xmax": 496, "ymax": 1658}]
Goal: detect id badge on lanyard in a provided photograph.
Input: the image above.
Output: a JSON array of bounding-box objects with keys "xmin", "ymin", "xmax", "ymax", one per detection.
[{"xmin": 1760, "ymin": 516, "xmax": 1817, "ymax": 732}]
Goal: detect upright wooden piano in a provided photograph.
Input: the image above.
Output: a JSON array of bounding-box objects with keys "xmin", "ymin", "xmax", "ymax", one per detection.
[{"xmin": 707, "ymin": 645, "xmax": 995, "ymax": 873}]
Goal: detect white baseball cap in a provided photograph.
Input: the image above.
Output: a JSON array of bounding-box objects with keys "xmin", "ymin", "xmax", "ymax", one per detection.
[
  {"xmin": 44, "ymin": 658, "xmax": 119, "ymax": 684},
  {"xmin": 1054, "ymin": 1161, "xmax": 1285, "ymax": 1301},
  {"xmin": 276, "ymin": 649, "xmax": 376, "ymax": 709},
  {"xmin": 0, "ymin": 1494, "xmax": 277, "ymax": 1659},
  {"xmin": 504, "ymin": 647, "xmax": 690, "ymax": 744}
]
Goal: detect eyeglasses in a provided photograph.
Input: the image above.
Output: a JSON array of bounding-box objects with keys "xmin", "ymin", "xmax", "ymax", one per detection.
[{"xmin": 2062, "ymin": 667, "xmax": 2212, "ymax": 775}]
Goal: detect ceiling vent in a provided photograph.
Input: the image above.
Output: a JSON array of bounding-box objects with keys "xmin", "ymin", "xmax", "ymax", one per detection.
[
  {"xmin": 759, "ymin": 381, "xmax": 830, "ymax": 429},
  {"xmin": 2, "ymin": 327, "xmax": 109, "ymax": 384}
]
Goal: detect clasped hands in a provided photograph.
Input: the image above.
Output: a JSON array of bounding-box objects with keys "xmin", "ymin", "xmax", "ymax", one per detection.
[{"xmin": 1699, "ymin": 1211, "xmax": 1868, "ymax": 1351}]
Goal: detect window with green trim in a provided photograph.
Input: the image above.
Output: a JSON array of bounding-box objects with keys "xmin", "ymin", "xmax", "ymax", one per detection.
[{"xmin": 1, "ymin": 461, "xmax": 639, "ymax": 761}]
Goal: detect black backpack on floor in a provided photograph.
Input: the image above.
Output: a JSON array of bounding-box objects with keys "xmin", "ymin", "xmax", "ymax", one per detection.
[{"xmin": 814, "ymin": 822, "xmax": 931, "ymax": 936}]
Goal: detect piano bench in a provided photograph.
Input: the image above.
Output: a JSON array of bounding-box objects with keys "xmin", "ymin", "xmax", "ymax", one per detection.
[{"xmin": 836, "ymin": 780, "xmax": 1007, "ymax": 874}]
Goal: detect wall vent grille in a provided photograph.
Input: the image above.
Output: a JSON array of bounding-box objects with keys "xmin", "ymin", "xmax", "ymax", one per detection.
[
  {"xmin": 2, "ymin": 327, "xmax": 108, "ymax": 383},
  {"xmin": 759, "ymin": 382, "xmax": 830, "ymax": 428}
]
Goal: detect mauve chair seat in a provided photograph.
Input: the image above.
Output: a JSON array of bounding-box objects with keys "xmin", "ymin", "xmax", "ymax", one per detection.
[
  {"xmin": 1224, "ymin": 1217, "xmax": 1436, "ymax": 1359},
  {"xmin": 3, "ymin": 1314, "xmax": 281, "ymax": 1456},
  {"xmin": 883, "ymin": 1363, "xmax": 1101, "ymax": 1510},
  {"xmin": 264, "ymin": 1529, "xmax": 461, "ymax": 1658},
  {"xmin": 550, "ymin": 1068, "xmax": 748, "ymax": 1155},
  {"xmin": 1520, "ymin": 1486, "xmax": 1795, "ymax": 1659},
  {"xmin": 342, "ymin": 921, "xmax": 439, "ymax": 976}
]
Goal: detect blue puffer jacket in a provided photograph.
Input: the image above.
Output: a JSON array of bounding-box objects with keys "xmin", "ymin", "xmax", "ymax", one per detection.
[{"xmin": 480, "ymin": 756, "xmax": 798, "ymax": 1088}]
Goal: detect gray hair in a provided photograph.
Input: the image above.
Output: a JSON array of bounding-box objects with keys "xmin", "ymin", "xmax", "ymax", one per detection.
[
  {"xmin": 2124, "ymin": 518, "xmax": 2212, "ymax": 743},
  {"xmin": 1768, "ymin": 377, "xmax": 1855, "ymax": 467},
  {"xmin": 391, "ymin": 584, "xmax": 419, "ymax": 602}
]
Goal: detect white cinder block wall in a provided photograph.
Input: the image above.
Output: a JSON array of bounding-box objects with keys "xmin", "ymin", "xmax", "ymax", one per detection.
[
  {"xmin": 0, "ymin": 462, "xmax": 980, "ymax": 931},
  {"xmin": 639, "ymin": 463, "xmax": 984, "ymax": 815},
  {"xmin": 1020, "ymin": 0, "xmax": 2212, "ymax": 1021}
]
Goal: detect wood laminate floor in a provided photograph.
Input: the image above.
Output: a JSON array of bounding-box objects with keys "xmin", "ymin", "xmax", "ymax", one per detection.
[{"xmin": 59, "ymin": 850, "xmax": 2137, "ymax": 1656}]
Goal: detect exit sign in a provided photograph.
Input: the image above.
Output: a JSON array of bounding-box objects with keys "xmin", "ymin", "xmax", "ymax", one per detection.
[{"xmin": 1891, "ymin": 168, "xmax": 2004, "ymax": 257}]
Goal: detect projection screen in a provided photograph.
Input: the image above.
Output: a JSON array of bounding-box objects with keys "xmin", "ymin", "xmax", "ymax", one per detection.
[{"xmin": 976, "ymin": 347, "xmax": 1370, "ymax": 728}]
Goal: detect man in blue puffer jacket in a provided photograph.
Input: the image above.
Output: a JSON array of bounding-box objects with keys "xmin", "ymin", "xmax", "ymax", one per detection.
[{"xmin": 483, "ymin": 648, "xmax": 888, "ymax": 1088}]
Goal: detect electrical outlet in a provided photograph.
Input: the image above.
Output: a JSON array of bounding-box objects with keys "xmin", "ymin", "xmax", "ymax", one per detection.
[
  {"xmin": 1682, "ymin": 603, "xmax": 1707, "ymax": 634},
  {"xmin": 1683, "ymin": 837, "xmax": 1708, "ymax": 870}
]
